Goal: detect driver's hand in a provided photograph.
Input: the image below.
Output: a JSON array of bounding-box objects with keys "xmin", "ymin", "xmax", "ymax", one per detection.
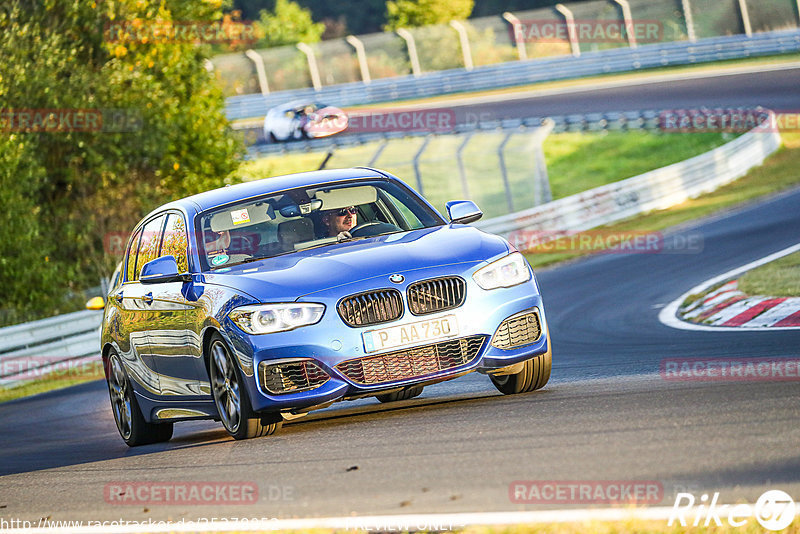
[{"xmin": 336, "ymin": 231, "xmax": 352, "ymax": 242}]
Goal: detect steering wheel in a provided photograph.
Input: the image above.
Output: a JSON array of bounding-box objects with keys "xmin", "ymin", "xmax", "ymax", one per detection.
[
  {"xmin": 348, "ymin": 222, "xmax": 383, "ymax": 237},
  {"xmin": 229, "ymin": 234, "xmax": 255, "ymax": 255},
  {"xmin": 349, "ymin": 221, "xmax": 402, "ymax": 238}
]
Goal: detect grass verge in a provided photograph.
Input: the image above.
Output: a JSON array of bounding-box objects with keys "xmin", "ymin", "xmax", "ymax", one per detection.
[
  {"xmin": 239, "ymin": 131, "xmax": 733, "ymax": 218},
  {"xmin": 524, "ymin": 133, "xmax": 800, "ymax": 269},
  {"xmin": 0, "ymin": 361, "xmax": 104, "ymax": 404},
  {"xmin": 739, "ymin": 251, "xmax": 800, "ymax": 297}
]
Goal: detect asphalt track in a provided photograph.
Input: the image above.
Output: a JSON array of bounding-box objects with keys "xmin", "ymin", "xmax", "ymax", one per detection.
[
  {"xmin": 248, "ymin": 66, "xmax": 800, "ymax": 144},
  {"xmin": 2, "ymin": 67, "xmax": 800, "ymax": 523},
  {"xmin": 1, "ymin": 180, "xmax": 799, "ymax": 523},
  {"xmin": 441, "ymin": 66, "xmax": 800, "ymax": 123}
]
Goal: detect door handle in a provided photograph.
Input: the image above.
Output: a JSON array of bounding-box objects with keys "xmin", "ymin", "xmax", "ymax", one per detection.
[{"xmin": 142, "ymin": 292, "xmax": 153, "ymax": 305}]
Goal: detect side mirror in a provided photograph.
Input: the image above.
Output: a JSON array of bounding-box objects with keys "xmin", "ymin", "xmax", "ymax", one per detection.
[
  {"xmin": 446, "ymin": 200, "xmax": 483, "ymax": 224},
  {"xmin": 85, "ymin": 296, "xmax": 105, "ymax": 310},
  {"xmin": 140, "ymin": 256, "xmax": 190, "ymax": 284}
]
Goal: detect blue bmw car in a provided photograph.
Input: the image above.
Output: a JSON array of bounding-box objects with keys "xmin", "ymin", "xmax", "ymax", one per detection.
[{"xmin": 101, "ymin": 167, "xmax": 551, "ymax": 446}]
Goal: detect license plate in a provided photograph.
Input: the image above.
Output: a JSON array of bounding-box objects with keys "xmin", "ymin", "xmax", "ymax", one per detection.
[{"xmin": 362, "ymin": 315, "xmax": 459, "ymax": 353}]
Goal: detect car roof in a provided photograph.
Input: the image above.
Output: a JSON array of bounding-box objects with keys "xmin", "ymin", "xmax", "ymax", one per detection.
[{"xmin": 160, "ymin": 167, "xmax": 391, "ymax": 215}]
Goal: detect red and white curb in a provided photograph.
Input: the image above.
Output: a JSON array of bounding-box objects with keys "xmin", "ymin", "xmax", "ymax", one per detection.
[
  {"xmin": 681, "ymin": 280, "xmax": 800, "ymax": 327},
  {"xmin": 660, "ymin": 243, "xmax": 800, "ymax": 331}
]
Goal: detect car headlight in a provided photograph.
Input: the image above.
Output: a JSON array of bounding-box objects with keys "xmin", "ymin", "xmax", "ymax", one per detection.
[
  {"xmin": 229, "ymin": 303, "xmax": 325, "ymax": 334},
  {"xmin": 472, "ymin": 252, "xmax": 532, "ymax": 290}
]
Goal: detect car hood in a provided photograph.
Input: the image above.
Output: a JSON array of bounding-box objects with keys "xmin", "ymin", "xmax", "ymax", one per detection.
[{"xmin": 202, "ymin": 225, "xmax": 509, "ymax": 302}]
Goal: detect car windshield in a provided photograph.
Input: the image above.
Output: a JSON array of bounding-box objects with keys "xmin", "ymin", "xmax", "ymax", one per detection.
[{"xmin": 196, "ymin": 179, "xmax": 444, "ymax": 270}]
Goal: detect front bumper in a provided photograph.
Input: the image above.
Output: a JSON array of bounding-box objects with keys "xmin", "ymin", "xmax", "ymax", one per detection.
[{"xmin": 228, "ymin": 271, "xmax": 549, "ymax": 414}]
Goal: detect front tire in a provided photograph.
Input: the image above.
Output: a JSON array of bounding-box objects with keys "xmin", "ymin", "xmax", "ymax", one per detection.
[
  {"xmin": 376, "ymin": 385, "xmax": 424, "ymax": 403},
  {"xmin": 490, "ymin": 330, "xmax": 552, "ymax": 395},
  {"xmin": 106, "ymin": 351, "xmax": 173, "ymax": 447},
  {"xmin": 209, "ymin": 334, "xmax": 282, "ymax": 440}
]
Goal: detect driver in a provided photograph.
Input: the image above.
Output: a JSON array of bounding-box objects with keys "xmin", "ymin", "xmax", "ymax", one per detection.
[
  {"xmin": 204, "ymin": 229, "xmax": 231, "ymax": 254},
  {"xmin": 321, "ymin": 206, "xmax": 358, "ymax": 238}
]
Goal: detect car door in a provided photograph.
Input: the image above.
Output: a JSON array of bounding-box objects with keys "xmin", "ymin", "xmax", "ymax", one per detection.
[
  {"xmin": 145, "ymin": 212, "xmax": 207, "ymax": 396},
  {"xmin": 111, "ymin": 215, "xmax": 167, "ymax": 395}
]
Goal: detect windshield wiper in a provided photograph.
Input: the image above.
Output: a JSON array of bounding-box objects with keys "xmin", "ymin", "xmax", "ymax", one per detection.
[
  {"xmin": 217, "ymin": 232, "xmax": 402, "ymax": 269},
  {"xmin": 238, "ymin": 255, "xmax": 273, "ymax": 264},
  {"xmin": 230, "ymin": 241, "xmax": 340, "ymax": 265}
]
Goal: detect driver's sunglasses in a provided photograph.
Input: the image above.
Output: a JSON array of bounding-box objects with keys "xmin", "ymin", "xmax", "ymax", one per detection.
[{"xmin": 337, "ymin": 206, "xmax": 358, "ymax": 216}]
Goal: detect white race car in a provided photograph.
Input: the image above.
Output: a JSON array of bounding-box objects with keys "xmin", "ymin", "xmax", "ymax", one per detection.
[{"xmin": 263, "ymin": 100, "xmax": 348, "ymax": 142}]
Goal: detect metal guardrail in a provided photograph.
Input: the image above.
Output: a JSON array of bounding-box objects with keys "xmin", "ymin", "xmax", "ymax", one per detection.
[
  {"xmin": 226, "ymin": 30, "xmax": 800, "ymax": 121},
  {"xmin": 476, "ymin": 111, "xmax": 782, "ymax": 247},
  {"xmin": 0, "ymin": 309, "xmax": 102, "ymax": 386},
  {"xmin": 245, "ymin": 109, "xmax": 668, "ymax": 158}
]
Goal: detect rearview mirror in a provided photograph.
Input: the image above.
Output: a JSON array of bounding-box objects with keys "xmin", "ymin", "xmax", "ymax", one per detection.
[
  {"xmin": 446, "ymin": 200, "xmax": 483, "ymax": 224},
  {"xmin": 280, "ymin": 199, "xmax": 322, "ymax": 217},
  {"xmin": 140, "ymin": 256, "xmax": 190, "ymax": 284}
]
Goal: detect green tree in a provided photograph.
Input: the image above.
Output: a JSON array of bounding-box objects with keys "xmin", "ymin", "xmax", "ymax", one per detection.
[
  {"xmin": 0, "ymin": 0, "xmax": 244, "ymax": 324},
  {"xmin": 254, "ymin": 0, "xmax": 325, "ymax": 47},
  {"xmin": 384, "ymin": 0, "xmax": 474, "ymax": 30}
]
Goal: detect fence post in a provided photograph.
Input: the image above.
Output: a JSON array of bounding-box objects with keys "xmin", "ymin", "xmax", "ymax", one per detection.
[
  {"xmin": 681, "ymin": 0, "xmax": 697, "ymax": 42},
  {"xmin": 244, "ymin": 50, "xmax": 270, "ymax": 95},
  {"xmin": 738, "ymin": 0, "xmax": 753, "ymax": 36},
  {"xmin": 449, "ymin": 20, "xmax": 474, "ymax": 70},
  {"xmin": 397, "ymin": 28, "xmax": 422, "ymax": 77},
  {"xmin": 296, "ymin": 43, "xmax": 322, "ymax": 91},
  {"xmin": 412, "ymin": 136, "xmax": 433, "ymax": 194},
  {"xmin": 368, "ymin": 139, "xmax": 389, "ymax": 166},
  {"xmin": 318, "ymin": 150, "xmax": 335, "ymax": 170},
  {"xmin": 456, "ymin": 133, "xmax": 474, "ymax": 199},
  {"xmin": 497, "ymin": 132, "xmax": 516, "ymax": 213},
  {"xmin": 346, "ymin": 35, "xmax": 372, "ymax": 83},
  {"xmin": 555, "ymin": 4, "xmax": 581, "ymax": 57},
  {"xmin": 502, "ymin": 12, "xmax": 528, "ymax": 61},
  {"xmin": 611, "ymin": 0, "xmax": 638, "ymax": 49},
  {"xmin": 530, "ymin": 119, "xmax": 555, "ymax": 205}
]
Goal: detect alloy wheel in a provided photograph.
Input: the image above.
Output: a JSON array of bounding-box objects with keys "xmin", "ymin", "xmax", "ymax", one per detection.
[
  {"xmin": 108, "ymin": 355, "xmax": 132, "ymax": 440},
  {"xmin": 210, "ymin": 340, "xmax": 241, "ymax": 433}
]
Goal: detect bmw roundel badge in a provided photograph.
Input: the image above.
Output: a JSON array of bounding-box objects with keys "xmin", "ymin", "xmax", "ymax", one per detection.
[{"xmin": 389, "ymin": 274, "xmax": 404, "ymax": 284}]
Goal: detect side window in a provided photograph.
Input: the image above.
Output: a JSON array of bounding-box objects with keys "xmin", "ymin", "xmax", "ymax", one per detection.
[
  {"xmin": 161, "ymin": 213, "xmax": 189, "ymax": 273},
  {"xmin": 383, "ymin": 191, "xmax": 424, "ymax": 229},
  {"xmin": 124, "ymin": 228, "xmax": 143, "ymax": 282},
  {"xmin": 135, "ymin": 215, "xmax": 167, "ymax": 280}
]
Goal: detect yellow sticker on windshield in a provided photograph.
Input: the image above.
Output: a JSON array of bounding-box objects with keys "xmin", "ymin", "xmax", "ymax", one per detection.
[{"xmin": 231, "ymin": 208, "xmax": 250, "ymax": 225}]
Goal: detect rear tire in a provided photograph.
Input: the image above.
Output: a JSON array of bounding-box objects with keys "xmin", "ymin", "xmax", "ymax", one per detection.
[
  {"xmin": 490, "ymin": 330, "xmax": 552, "ymax": 395},
  {"xmin": 106, "ymin": 351, "xmax": 173, "ymax": 447},
  {"xmin": 376, "ymin": 385, "xmax": 424, "ymax": 403},
  {"xmin": 209, "ymin": 334, "xmax": 282, "ymax": 440}
]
